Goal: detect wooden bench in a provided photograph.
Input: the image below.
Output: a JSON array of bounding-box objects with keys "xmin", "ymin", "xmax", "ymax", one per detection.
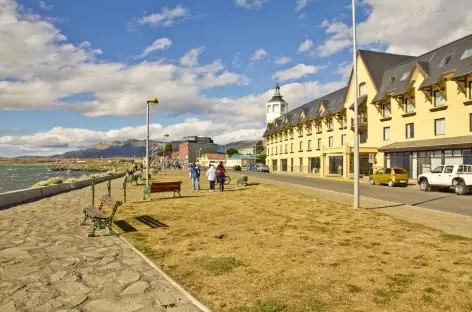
[
  {"xmin": 143, "ymin": 181, "xmax": 182, "ymax": 200},
  {"xmin": 81, "ymin": 195, "xmax": 122, "ymax": 237}
]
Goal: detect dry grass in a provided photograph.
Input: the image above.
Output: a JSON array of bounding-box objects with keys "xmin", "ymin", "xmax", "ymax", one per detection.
[{"xmin": 112, "ymin": 172, "xmax": 472, "ymax": 312}]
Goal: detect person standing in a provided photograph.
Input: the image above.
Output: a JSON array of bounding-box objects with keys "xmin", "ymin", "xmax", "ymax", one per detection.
[
  {"xmin": 216, "ymin": 161, "xmax": 226, "ymax": 192},
  {"xmin": 190, "ymin": 162, "xmax": 201, "ymax": 190},
  {"xmin": 206, "ymin": 164, "xmax": 216, "ymax": 192}
]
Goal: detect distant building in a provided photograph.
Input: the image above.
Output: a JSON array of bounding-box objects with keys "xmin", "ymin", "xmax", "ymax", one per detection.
[
  {"xmin": 226, "ymin": 155, "xmax": 257, "ymax": 168},
  {"xmin": 238, "ymin": 147, "xmax": 254, "ymax": 155},
  {"xmin": 178, "ymin": 136, "xmax": 219, "ymax": 164},
  {"xmin": 200, "ymin": 153, "xmax": 227, "ymax": 167}
]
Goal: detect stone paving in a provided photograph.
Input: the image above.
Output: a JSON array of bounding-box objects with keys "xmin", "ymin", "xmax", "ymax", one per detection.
[{"xmin": 0, "ymin": 179, "xmax": 202, "ymax": 312}]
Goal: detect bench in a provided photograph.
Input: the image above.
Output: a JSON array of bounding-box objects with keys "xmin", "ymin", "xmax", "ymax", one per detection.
[
  {"xmin": 144, "ymin": 181, "xmax": 182, "ymax": 200},
  {"xmin": 81, "ymin": 195, "xmax": 122, "ymax": 237}
]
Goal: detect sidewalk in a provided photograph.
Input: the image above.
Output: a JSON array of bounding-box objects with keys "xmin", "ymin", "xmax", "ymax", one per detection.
[
  {"xmin": 0, "ymin": 179, "xmax": 202, "ymax": 312},
  {"xmin": 251, "ymin": 175, "xmax": 472, "ymax": 239}
]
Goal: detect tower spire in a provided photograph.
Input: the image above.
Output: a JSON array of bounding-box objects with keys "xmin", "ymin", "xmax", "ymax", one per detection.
[{"xmin": 274, "ymin": 83, "xmax": 281, "ymax": 96}]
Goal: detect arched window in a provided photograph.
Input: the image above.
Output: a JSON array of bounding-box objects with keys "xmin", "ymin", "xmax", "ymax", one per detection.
[
  {"xmin": 267, "ymin": 105, "xmax": 271, "ymax": 113},
  {"xmin": 359, "ymin": 82, "xmax": 367, "ymax": 96}
]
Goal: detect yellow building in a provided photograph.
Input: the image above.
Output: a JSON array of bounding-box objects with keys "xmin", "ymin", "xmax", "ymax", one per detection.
[{"xmin": 264, "ymin": 34, "xmax": 472, "ymax": 179}]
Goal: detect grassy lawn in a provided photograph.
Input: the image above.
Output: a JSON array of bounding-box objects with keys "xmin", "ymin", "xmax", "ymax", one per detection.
[{"xmin": 113, "ymin": 172, "xmax": 472, "ymax": 312}]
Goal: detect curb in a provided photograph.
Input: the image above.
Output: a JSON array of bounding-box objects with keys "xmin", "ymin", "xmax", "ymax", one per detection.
[{"xmin": 116, "ymin": 232, "xmax": 212, "ymax": 312}]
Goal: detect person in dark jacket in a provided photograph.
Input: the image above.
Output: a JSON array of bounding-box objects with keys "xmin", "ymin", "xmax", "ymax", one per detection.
[
  {"xmin": 189, "ymin": 162, "xmax": 201, "ymax": 190},
  {"xmin": 216, "ymin": 161, "xmax": 226, "ymax": 191}
]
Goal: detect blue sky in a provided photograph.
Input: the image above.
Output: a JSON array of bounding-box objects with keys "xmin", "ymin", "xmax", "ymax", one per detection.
[{"xmin": 1, "ymin": 0, "xmax": 470, "ymax": 156}]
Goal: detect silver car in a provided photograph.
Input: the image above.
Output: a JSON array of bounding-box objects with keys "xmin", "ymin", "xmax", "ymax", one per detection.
[{"xmin": 255, "ymin": 164, "xmax": 270, "ymax": 172}]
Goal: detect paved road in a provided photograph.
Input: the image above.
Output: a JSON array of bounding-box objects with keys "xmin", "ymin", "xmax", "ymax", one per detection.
[{"xmin": 245, "ymin": 171, "xmax": 472, "ymax": 216}]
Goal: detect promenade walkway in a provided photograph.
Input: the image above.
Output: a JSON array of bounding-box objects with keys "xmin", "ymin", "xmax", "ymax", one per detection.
[{"xmin": 0, "ymin": 179, "xmax": 201, "ymax": 312}]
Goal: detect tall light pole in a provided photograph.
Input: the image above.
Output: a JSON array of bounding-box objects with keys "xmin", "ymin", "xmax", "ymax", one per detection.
[
  {"xmin": 146, "ymin": 97, "xmax": 159, "ymax": 193},
  {"xmin": 352, "ymin": 0, "xmax": 360, "ymax": 208},
  {"xmin": 163, "ymin": 133, "xmax": 169, "ymax": 175}
]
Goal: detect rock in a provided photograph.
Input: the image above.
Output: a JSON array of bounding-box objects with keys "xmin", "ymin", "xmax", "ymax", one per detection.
[
  {"xmin": 60, "ymin": 282, "xmax": 92, "ymax": 296},
  {"xmin": 83, "ymin": 299, "xmax": 144, "ymax": 312},
  {"xmin": 0, "ymin": 301, "xmax": 16, "ymax": 312},
  {"xmin": 123, "ymin": 257, "xmax": 143, "ymax": 266},
  {"xmin": 155, "ymin": 291, "xmax": 177, "ymax": 306},
  {"xmin": 50, "ymin": 270, "xmax": 67, "ymax": 282},
  {"xmin": 61, "ymin": 295, "xmax": 87, "ymax": 307},
  {"xmin": 213, "ymin": 233, "xmax": 226, "ymax": 239},
  {"xmin": 120, "ymin": 281, "xmax": 149, "ymax": 296},
  {"xmin": 116, "ymin": 269, "xmax": 140, "ymax": 285},
  {"xmin": 0, "ymin": 247, "xmax": 29, "ymax": 259}
]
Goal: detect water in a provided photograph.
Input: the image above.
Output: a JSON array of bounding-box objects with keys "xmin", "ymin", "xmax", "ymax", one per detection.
[{"xmin": 0, "ymin": 164, "xmax": 93, "ymax": 193}]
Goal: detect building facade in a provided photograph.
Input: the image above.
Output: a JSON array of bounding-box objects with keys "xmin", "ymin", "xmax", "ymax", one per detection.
[
  {"xmin": 178, "ymin": 137, "xmax": 219, "ymax": 164},
  {"xmin": 264, "ymin": 34, "xmax": 472, "ymax": 179},
  {"xmin": 226, "ymin": 155, "xmax": 257, "ymax": 168}
]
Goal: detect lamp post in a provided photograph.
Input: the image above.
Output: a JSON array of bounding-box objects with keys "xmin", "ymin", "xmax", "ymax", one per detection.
[
  {"xmin": 352, "ymin": 0, "xmax": 360, "ymax": 208},
  {"xmin": 163, "ymin": 133, "xmax": 169, "ymax": 175},
  {"xmin": 146, "ymin": 97, "xmax": 159, "ymax": 193}
]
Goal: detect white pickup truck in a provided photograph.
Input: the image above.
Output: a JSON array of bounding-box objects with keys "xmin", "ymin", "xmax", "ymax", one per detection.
[{"xmin": 417, "ymin": 164, "xmax": 472, "ymax": 195}]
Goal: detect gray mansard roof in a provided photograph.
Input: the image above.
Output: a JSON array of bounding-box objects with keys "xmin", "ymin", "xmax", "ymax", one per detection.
[{"xmin": 263, "ymin": 87, "xmax": 348, "ymax": 137}]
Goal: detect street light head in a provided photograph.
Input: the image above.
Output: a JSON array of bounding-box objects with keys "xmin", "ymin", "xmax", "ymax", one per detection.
[
  {"xmin": 147, "ymin": 97, "xmax": 159, "ymax": 105},
  {"xmin": 164, "ymin": 133, "xmax": 169, "ymax": 137}
]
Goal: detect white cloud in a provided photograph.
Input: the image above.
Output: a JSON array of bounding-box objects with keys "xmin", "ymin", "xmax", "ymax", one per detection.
[
  {"xmin": 232, "ymin": 52, "xmax": 241, "ymax": 68},
  {"xmin": 298, "ymin": 39, "xmax": 313, "ymax": 53},
  {"xmin": 319, "ymin": 0, "xmax": 472, "ymax": 57},
  {"xmin": 138, "ymin": 38, "xmax": 172, "ymax": 58},
  {"xmin": 179, "ymin": 47, "xmax": 205, "ymax": 67},
  {"xmin": 337, "ymin": 62, "xmax": 351, "ymax": 81},
  {"xmin": 250, "ymin": 48, "xmax": 268, "ymax": 61},
  {"xmin": 272, "ymin": 64, "xmax": 322, "ymax": 82},
  {"xmin": 275, "ymin": 56, "xmax": 292, "ymax": 65},
  {"xmin": 38, "ymin": 1, "xmax": 52, "ymax": 10},
  {"xmin": 235, "ymin": 0, "xmax": 267, "ymax": 9},
  {"xmin": 295, "ymin": 0, "xmax": 313, "ymax": 11},
  {"xmin": 137, "ymin": 5, "xmax": 189, "ymax": 28}
]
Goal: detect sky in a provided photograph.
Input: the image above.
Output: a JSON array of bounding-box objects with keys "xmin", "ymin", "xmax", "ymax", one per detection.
[{"xmin": 1, "ymin": 0, "xmax": 472, "ymax": 157}]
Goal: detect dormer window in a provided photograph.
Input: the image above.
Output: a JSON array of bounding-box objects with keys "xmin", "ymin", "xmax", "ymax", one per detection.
[
  {"xmin": 359, "ymin": 82, "xmax": 367, "ymax": 96},
  {"xmin": 382, "ymin": 103, "xmax": 391, "ymax": 118},
  {"xmin": 272, "ymin": 104, "xmax": 279, "ymax": 112},
  {"xmin": 461, "ymin": 48, "xmax": 472, "ymax": 60},
  {"xmin": 267, "ymin": 105, "xmax": 271, "ymax": 113},
  {"xmin": 281, "ymin": 104, "xmax": 287, "ymax": 114},
  {"xmin": 434, "ymin": 90, "xmax": 446, "ymax": 107},
  {"xmin": 440, "ymin": 54, "xmax": 453, "ymax": 67},
  {"xmin": 328, "ymin": 119, "xmax": 334, "ymax": 130},
  {"xmin": 400, "ymin": 71, "xmax": 410, "ymax": 81},
  {"xmin": 386, "ymin": 76, "xmax": 395, "ymax": 87}
]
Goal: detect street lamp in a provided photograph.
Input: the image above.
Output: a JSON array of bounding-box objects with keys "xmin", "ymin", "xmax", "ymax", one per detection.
[
  {"xmin": 146, "ymin": 97, "xmax": 159, "ymax": 192},
  {"xmin": 352, "ymin": 0, "xmax": 360, "ymax": 208},
  {"xmin": 163, "ymin": 133, "xmax": 169, "ymax": 175}
]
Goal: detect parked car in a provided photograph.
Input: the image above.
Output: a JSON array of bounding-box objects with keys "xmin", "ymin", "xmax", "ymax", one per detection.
[
  {"xmin": 417, "ymin": 164, "xmax": 472, "ymax": 195},
  {"xmin": 232, "ymin": 165, "xmax": 242, "ymax": 171},
  {"xmin": 255, "ymin": 164, "xmax": 270, "ymax": 173},
  {"xmin": 369, "ymin": 168, "xmax": 409, "ymax": 187}
]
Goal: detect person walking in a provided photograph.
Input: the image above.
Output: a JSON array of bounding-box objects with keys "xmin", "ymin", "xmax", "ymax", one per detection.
[
  {"xmin": 216, "ymin": 161, "xmax": 226, "ymax": 192},
  {"xmin": 206, "ymin": 164, "xmax": 216, "ymax": 192},
  {"xmin": 189, "ymin": 162, "xmax": 201, "ymax": 190}
]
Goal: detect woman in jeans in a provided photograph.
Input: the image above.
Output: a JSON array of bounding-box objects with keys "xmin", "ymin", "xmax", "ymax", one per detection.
[{"xmin": 206, "ymin": 164, "xmax": 216, "ymax": 192}]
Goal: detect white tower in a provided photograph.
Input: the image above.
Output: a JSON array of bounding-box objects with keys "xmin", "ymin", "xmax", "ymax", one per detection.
[{"xmin": 266, "ymin": 83, "xmax": 288, "ymax": 125}]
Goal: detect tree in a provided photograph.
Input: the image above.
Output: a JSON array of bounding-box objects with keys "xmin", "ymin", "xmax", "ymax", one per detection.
[
  {"xmin": 164, "ymin": 143, "xmax": 173, "ymax": 155},
  {"xmin": 254, "ymin": 140, "xmax": 265, "ymax": 154},
  {"xmin": 226, "ymin": 147, "xmax": 240, "ymax": 157}
]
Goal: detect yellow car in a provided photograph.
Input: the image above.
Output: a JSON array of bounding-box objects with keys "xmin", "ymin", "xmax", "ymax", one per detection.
[{"xmin": 369, "ymin": 168, "xmax": 409, "ymax": 187}]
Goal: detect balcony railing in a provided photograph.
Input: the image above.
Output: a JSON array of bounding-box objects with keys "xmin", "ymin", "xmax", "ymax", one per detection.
[{"xmin": 351, "ymin": 117, "xmax": 368, "ymax": 131}]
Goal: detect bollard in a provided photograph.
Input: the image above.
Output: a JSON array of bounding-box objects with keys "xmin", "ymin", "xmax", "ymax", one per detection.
[
  {"xmin": 107, "ymin": 176, "xmax": 111, "ymax": 196},
  {"xmin": 91, "ymin": 179, "xmax": 95, "ymax": 206},
  {"xmin": 123, "ymin": 178, "xmax": 127, "ymax": 203}
]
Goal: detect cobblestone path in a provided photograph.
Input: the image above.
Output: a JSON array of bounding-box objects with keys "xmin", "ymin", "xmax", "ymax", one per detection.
[{"xmin": 0, "ymin": 180, "xmax": 201, "ymax": 312}]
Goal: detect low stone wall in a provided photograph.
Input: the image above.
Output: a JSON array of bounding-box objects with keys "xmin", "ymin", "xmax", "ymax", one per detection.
[{"xmin": 0, "ymin": 173, "xmax": 126, "ymax": 208}]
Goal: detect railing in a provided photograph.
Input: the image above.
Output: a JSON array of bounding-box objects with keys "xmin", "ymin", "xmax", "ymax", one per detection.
[{"xmin": 351, "ymin": 117, "xmax": 368, "ymax": 130}]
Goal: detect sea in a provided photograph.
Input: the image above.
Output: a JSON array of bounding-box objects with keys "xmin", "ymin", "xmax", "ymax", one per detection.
[{"xmin": 0, "ymin": 164, "xmax": 93, "ymax": 194}]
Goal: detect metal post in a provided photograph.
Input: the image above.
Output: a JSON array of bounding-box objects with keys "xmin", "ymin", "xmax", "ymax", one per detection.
[
  {"xmin": 123, "ymin": 178, "xmax": 127, "ymax": 203},
  {"xmin": 146, "ymin": 102, "xmax": 150, "ymax": 188},
  {"xmin": 163, "ymin": 135, "xmax": 166, "ymax": 176},
  {"xmin": 91, "ymin": 179, "xmax": 95, "ymax": 206},
  {"xmin": 352, "ymin": 0, "xmax": 360, "ymax": 209},
  {"xmin": 107, "ymin": 176, "xmax": 111, "ymax": 196}
]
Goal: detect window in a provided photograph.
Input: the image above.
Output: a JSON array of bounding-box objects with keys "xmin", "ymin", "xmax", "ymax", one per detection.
[
  {"xmin": 400, "ymin": 71, "xmax": 410, "ymax": 81},
  {"xmin": 383, "ymin": 127, "xmax": 391, "ymax": 141},
  {"xmin": 275, "ymin": 146, "xmax": 278, "ymax": 154},
  {"xmin": 405, "ymin": 98, "xmax": 415, "ymax": 113},
  {"xmin": 272, "ymin": 104, "xmax": 279, "ymax": 112},
  {"xmin": 329, "ymin": 136, "xmax": 334, "ymax": 147},
  {"xmin": 290, "ymin": 143, "xmax": 293, "ymax": 152},
  {"xmin": 382, "ymin": 103, "xmax": 391, "ymax": 118},
  {"xmin": 444, "ymin": 166, "xmax": 454, "ymax": 174},
  {"xmin": 386, "ymin": 76, "xmax": 395, "ymax": 87},
  {"xmin": 271, "ymin": 147, "xmax": 273, "ymax": 155},
  {"xmin": 316, "ymin": 123, "xmax": 322, "ymax": 132},
  {"xmin": 280, "ymin": 145, "xmax": 282, "ymax": 154},
  {"xmin": 461, "ymin": 47, "xmax": 472, "ymax": 60},
  {"xmin": 317, "ymin": 138, "xmax": 322, "ymax": 149},
  {"xmin": 341, "ymin": 134, "xmax": 346, "ymax": 146},
  {"xmin": 359, "ymin": 82, "xmax": 367, "ymax": 96},
  {"xmin": 267, "ymin": 105, "xmax": 271, "ymax": 113},
  {"xmin": 299, "ymin": 141, "xmax": 303, "ymax": 151},
  {"xmin": 435, "ymin": 118, "xmax": 445, "ymax": 136},
  {"xmin": 376, "ymin": 169, "xmax": 384, "ymax": 175},
  {"xmin": 432, "ymin": 166, "xmax": 444, "ymax": 174},
  {"xmin": 281, "ymin": 104, "xmax": 287, "ymax": 114},
  {"xmin": 328, "ymin": 119, "xmax": 334, "ymax": 130},
  {"xmin": 341, "ymin": 115, "xmax": 347, "ymax": 127},
  {"xmin": 469, "ymin": 80, "xmax": 472, "ymax": 99},
  {"xmin": 440, "ymin": 54, "xmax": 453, "ymax": 67},
  {"xmin": 394, "ymin": 168, "xmax": 407, "ymax": 174},
  {"xmin": 470, "ymin": 113, "xmax": 472, "ymax": 132},
  {"xmin": 406, "ymin": 123, "xmax": 414, "ymax": 139},
  {"xmin": 385, "ymin": 168, "xmax": 391, "ymax": 174},
  {"xmin": 433, "ymin": 90, "xmax": 446, "ymax": 107},
  {"xmin": 306, "ymin": 125, "xmax": 312, "ymax": 135},
  {"xmin": 285, "ymin": 144, "xmax": 287, "ymax": 153},
  {"xmin": 298, "ymin": 128, "xmax": 303, "ymax": 137},
  {"xmin": 307, "ymin": 140, "xmax": 312, "ymax": 150}
]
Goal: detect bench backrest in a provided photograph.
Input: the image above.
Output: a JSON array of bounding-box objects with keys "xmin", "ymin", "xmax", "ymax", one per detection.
[
  {"xmin": 150, "ymin": 182, "xmax": 182, "ymax": 192},
  {"xmin": 100, "ymin": 195, "xmax": 122, "ymax": 219}
]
